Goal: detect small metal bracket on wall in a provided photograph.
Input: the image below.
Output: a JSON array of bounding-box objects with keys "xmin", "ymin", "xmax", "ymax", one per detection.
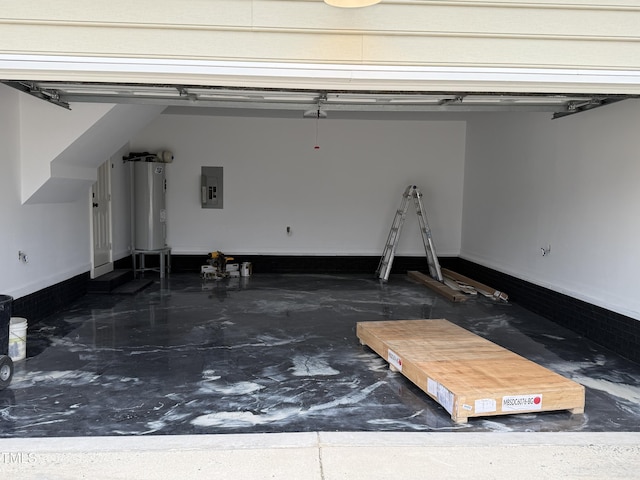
[
  {"xmin": 1, "ymin": 81, "xmax": 70, "ymax": 110},
  {"xmin": 201, "ymin": 166, "xmax": 223, "ymax": 209},
  {"xmin": 552, "ymin": 97, "xmax": 628, "ymax": 119}
]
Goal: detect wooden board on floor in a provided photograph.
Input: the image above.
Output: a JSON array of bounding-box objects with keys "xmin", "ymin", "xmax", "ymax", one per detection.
[
  {"xmin": 356, "ymin": 319, "xmax": 585, "ymax": 424},
  {"xmin": 407, "ymin": 270, "xmax": 467, "ymax": 302},
  {"xmin": 441, "ymin": 268, "xmax": 508, "ymax": 301}
]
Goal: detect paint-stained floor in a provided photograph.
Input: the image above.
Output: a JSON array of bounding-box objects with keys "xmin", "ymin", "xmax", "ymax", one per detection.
[{"xmin": 1, "ymin": 273, "xmax": 639, "ymax": 437}]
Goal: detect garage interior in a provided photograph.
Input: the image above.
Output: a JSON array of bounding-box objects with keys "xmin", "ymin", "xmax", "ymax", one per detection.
[
  {"xmin": 1, "ymin": 76, "xmax": 639, "ymax": 436},
  {"xmin": 1, "ymin": 1, "xmax": 640, "ymax": 476}
]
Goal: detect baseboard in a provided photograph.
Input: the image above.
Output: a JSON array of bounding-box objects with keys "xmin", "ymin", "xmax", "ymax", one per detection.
[
  {"xmin": 122, "ymin": 253, "xmax": 458, "ymax": 275},
  {"xmin": 11, "ymin": 272, "xmax": 89, "ymax": 325},
  {"xmin": 441, "ymin": 258, "xmax": 640, "ymax": 365}
]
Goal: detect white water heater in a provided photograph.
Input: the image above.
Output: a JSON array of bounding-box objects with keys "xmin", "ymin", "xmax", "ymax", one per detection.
[{"xmin": 133, "ymin": 161, "xmax": 166, "ymax": 250}]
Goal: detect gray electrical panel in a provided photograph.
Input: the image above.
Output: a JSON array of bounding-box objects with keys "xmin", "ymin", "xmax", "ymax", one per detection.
[{"xmin": 201, "ymin": 166, "xmax": 223, "ymax": 209}]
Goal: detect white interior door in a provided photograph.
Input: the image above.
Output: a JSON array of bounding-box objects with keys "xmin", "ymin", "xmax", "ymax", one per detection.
[{"xmin": 92, "ymin": 160, "xmax": 113, "ymax": 278}]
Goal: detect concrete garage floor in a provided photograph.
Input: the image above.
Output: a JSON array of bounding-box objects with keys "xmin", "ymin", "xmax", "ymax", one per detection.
[{"xmin": 1, "ymin": 273, "xmax": 639, "ymax": 478}]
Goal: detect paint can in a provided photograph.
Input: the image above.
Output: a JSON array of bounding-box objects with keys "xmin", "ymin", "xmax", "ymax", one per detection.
[
  {"xmin": 240, "ymin": 262, "xmax": 252, "ymax": 277},
  {"xmin": 8, "ymin": 317, "xmax": 27, "ymax": 362}
]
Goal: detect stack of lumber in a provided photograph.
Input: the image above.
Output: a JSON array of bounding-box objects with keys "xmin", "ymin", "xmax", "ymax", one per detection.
[{"xmin": 407, "ymin": 269, "xmax": 508, "ymax": 303}]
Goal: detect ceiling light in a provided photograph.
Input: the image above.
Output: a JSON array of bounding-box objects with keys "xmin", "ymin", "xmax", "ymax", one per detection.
[
  {"xmin": 389, "ymin": 96, "xmax": 443, "ymax": 104},
  {"xmin": 63, "ymin": 89, "xmax": 121, "ymax": 95},
  {"xmin": 262, "ymin": 95, "xmax": 317, "ymax": 102},
  {"xmin": 132, "ymin": 90, "xmax": 180, "ymax": 97},
  {"xmin": 303, "ymin": 109, "xmax": 328, "ymax": 118},
  {"xmin": 324, "ymin": 0, "xmax": 381, "ymax": 8},
  {"xmin": 326, "ymin": 95, "xmax": 377, "ymax": 103},
  {"xmin": 195, "ymin": 94, "xmax": 252, "ymax": 100}
]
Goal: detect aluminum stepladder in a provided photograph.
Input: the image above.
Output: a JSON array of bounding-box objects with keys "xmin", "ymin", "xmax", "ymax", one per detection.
[{"xmin": 376, "ymin": 185, "xmax": 443, "ymax": 283}]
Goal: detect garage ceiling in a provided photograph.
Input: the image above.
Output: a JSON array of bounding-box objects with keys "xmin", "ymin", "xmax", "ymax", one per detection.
[{"xmin": 3, "ymin": 80, "xmax": 635, "ymax": 120}]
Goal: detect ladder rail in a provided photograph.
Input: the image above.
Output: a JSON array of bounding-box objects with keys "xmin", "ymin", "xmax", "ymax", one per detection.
[
  {"xmin": 376, "ymin": 186, "xmax": 412, "ymax": 281},
  {"xmin": 377, "ymin": 185, "xmax": 442, "ymax": 283},
  {"xmin": 411, "ymin": 188, "xmax": 443, "ymax": 282}
]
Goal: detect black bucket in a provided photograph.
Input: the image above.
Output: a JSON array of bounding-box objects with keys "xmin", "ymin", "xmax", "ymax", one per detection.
[{"xmin": 0, "ymin": 295, "xmax": 12, "ymax": 356}]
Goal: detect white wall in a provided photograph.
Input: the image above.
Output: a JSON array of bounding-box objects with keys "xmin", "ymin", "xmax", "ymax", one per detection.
[
  {"xmin": 462, "ymin": 100, "xmax": 640, "ymax": 320},
  {"xmin": 19, "ymin": 97, "xmax": 113, "ymax": 203},
  {"xmin": 0, "ymin": 85, "xmax": 91, "ymax": 299},
  {"xmin": 129, "ymin": 113, "xmax": 466, "ymax": 257},
  {"xmin": 20, "ymin": 100, "xmax": 164, "ymax": 205}
]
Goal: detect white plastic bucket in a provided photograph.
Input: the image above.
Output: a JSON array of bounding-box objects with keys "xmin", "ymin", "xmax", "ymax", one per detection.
[
  {"xmin": 9, "ymin": 317, "xmax": 27, "ymax": 362},
  {"xmin": 240, "ymin": 262, "xmax": 252, "ymax": 277}
]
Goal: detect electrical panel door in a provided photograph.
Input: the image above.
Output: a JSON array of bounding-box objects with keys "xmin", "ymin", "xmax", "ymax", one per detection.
[{"xmin": 201, "ymin": 166, "xmax": 223, "ymax": 209}]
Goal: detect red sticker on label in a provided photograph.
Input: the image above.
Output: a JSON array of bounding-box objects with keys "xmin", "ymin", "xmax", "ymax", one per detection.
[{"xmin": 502, "ymin": 394, "xmax": 543, "ymax": 411}]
